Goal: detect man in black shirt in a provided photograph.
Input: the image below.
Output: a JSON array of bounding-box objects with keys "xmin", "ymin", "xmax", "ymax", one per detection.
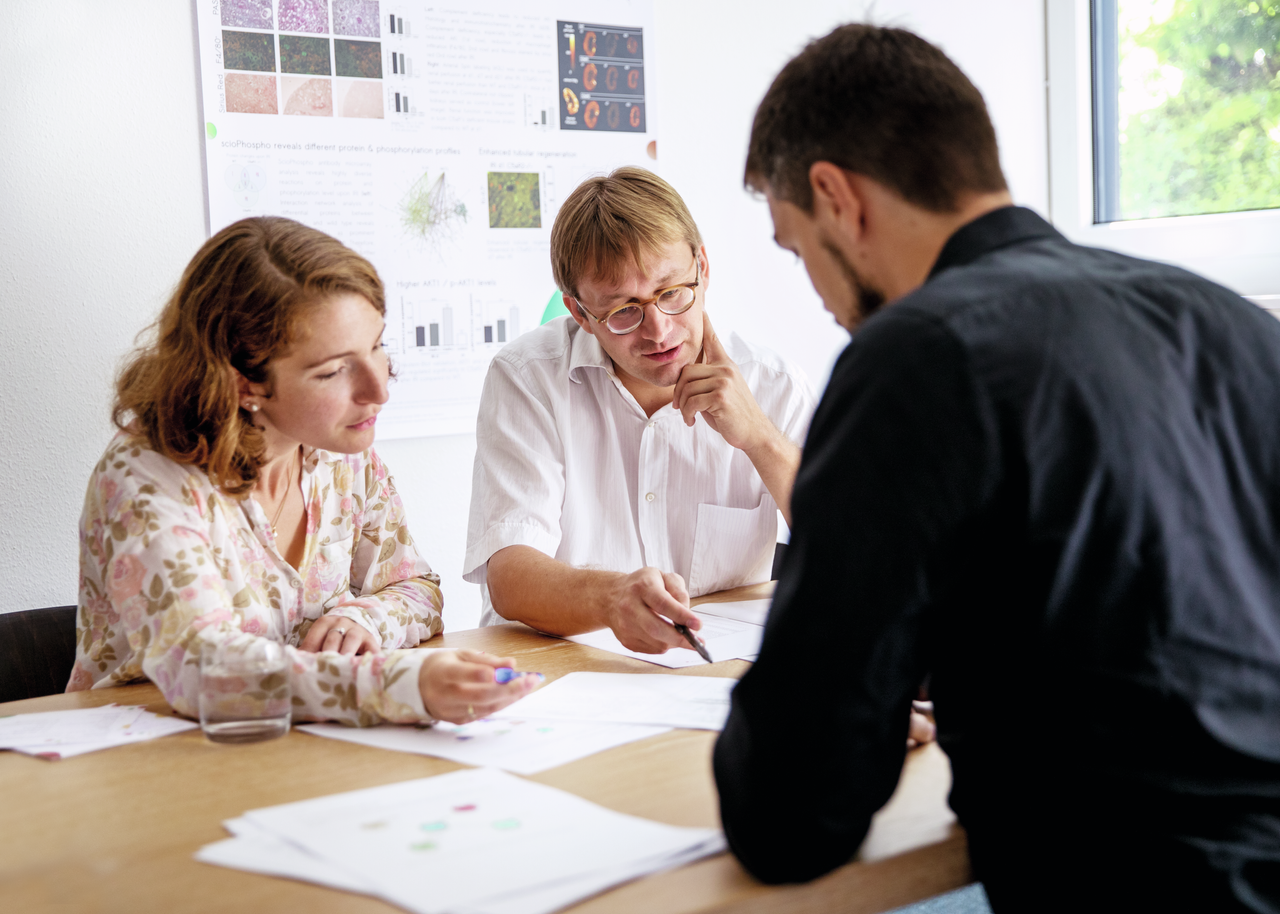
[{"xmin": 714, "ymin": 24, "xmax": 1280, "ymax": 912}]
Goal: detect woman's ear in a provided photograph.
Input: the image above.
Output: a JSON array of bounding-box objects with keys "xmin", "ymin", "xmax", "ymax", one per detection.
[{"xmin": 231, "ymin": 366, "xmax": 267, "ymax": 410}]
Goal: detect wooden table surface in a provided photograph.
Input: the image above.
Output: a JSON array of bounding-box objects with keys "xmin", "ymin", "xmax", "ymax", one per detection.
[{"xmin": 0, "ymin": 583, "xmax": 970, "ymax": 914}]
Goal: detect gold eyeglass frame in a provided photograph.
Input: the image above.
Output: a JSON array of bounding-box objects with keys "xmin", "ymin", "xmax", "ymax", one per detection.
[{"xmin": 577, "ymin": 258, "xmax": 701, "ymax": 335}]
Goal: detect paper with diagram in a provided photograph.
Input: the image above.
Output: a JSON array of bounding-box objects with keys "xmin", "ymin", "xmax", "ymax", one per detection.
[{"xmin": 199, "ymin": 767, "xmax": 724, "ymax": 914}]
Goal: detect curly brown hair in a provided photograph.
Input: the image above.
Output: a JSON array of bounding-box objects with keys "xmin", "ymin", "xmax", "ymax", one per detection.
[{"xmin": 113, "ymin": 217, "xmax": 386, "ymax": 495}]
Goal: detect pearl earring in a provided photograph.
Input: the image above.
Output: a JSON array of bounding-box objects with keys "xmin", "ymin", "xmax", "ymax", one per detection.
[{"xmin": 245, "ymin": 403, "xmax": 259, "ymax": 412}]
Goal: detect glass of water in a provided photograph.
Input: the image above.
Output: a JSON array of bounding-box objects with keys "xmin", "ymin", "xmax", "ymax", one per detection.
[{"xmin": 199, "ymin": 640, "xmax": 292, "ymax": 743}]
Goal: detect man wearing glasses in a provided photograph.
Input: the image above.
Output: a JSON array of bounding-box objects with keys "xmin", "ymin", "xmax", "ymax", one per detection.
[{"xmin": 463, "ymin": 166, "xmax": 814, "ymax": 651}]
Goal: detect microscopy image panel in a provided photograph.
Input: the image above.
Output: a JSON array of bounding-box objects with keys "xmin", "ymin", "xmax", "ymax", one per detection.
[
  {"xmin": 221, "ymin": 0, "xmax": 273, "ymax": 29},
  {"xmin": 335, "ymin": 39, "xmax": 383, "ymax": 78},
  {"xmin": 333, "ymin": 0, "xmax": 381, "ymax": 38},
  {"xmin": 280, "ymin": 35, "xmax": 331, "ymax": 75},
  {"xmin": 336, "ymin": 79, "xmax": 384, "ymax": 117},
  {"xmin": 223, "ymin": 30, "xmax": 276, "ymax": 72},
  {"xmin": 282, "ymin": 76, "xmax": 332, "ymax": 115},
  {"xmin": 278, "ymin": 0, "xmax": 329, "ymax": 34},
  {"xmin": 488, "ymin": 173, "xmax": 541, "ymax": 229},
  {"xmin": 557, "ymin": 21, "xmax": 646, "ymax": 133},
  {"xmin": 225, "ymin": 73, "xmax": 278, "ymax": 113}
]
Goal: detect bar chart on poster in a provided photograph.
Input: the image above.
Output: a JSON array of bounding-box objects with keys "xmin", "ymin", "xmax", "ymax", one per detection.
[{"xmin": 197, "ymin": 0, "xmax": 657, "ymax": 437}]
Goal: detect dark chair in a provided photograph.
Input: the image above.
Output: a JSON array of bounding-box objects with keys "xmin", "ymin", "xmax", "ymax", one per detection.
[
  {"xmin": 771, "ymin": 542, "xmax": 788, "ymax": 581},
  {"xmin": 0, "ymin": 605, "xmax": 78, "ymax": 704}
]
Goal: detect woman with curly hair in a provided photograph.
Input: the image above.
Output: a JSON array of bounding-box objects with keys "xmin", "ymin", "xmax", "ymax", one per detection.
[{"xmin": 68, "ymin": 216, "xmax": 538, "ymax": 726}]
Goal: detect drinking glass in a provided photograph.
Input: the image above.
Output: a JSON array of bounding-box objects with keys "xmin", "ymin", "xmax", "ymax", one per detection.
[{"xmin": 199, "ymin": 640, "xmax": 292, "ymax": 743}]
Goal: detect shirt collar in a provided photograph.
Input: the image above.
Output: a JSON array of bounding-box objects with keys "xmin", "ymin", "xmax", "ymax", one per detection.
[
  {"xmin": 567, "ymin": 320, "xmax": 615, "ymax": 384},
  {"xmin": 928, "ymin": 206, "xmax": 1063, "ymax": 280}
]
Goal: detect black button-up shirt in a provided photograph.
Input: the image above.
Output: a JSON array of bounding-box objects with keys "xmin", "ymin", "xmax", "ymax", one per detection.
[{"xmin": 715, "ymin": 207, "xmax": 1280, "ymax": 911}]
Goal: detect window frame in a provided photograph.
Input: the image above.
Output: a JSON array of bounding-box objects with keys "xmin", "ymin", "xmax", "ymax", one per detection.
[{"xmin": 1046, "ymin": 0, "xmax": 1280, "ymax": 299}]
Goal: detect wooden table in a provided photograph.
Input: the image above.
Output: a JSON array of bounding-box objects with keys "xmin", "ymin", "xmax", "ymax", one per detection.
[{"xmin": 0, "ymin": 584, "xmax": 970, "ymax": 913}]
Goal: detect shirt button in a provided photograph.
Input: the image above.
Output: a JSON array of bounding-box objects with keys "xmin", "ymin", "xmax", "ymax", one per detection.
[
  {"xmin": 645, "ymin": 492, "xmax": 656, "ymax": 502},
  {"xmin": 647, "ymin": 420, "xmax": 656, "ymax": 428}
]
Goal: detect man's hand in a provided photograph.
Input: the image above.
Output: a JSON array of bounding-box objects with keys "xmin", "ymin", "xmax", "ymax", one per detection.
[
  {"xmin": 907, "ymin": 700, "xmax": 937, "ymax": 748},
  {"xmin": 673, "ymin": 312, "xmax": 777, "ymax": 452},
  {"xmin": 604, "ymin": 567, "xmax": 701, "ymax": 653},
  {"xmin": 300, "ymin": 614, "xmax": 380, "ymax": 655},
  {"xmin": 672, "ymin": 311, "xmax": 801, "ymax": 525},
  {"xmin": 418, "ymin": 649, "xmax": 543, "ymax": 724}
]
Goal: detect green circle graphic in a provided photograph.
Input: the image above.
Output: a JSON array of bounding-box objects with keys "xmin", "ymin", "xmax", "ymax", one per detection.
[
  {"xmin": 206, "ymin": 123, "xmax": 217, "ymax": 139},
  {"xmin": 540, "ymin": 289, "xmax": 570, "ymax": 325}
]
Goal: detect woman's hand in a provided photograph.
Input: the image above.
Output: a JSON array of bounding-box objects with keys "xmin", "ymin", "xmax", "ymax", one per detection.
[
  {"xmin": 299, "ymin": 615, "xmax": 380, "ymax": 655},
  {"xmin": 418, "ymin": 649, "xmax": 543, "ymax": 724}
]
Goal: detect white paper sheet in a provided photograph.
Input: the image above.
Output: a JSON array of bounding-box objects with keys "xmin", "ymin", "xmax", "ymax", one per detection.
[
  {"xmin": 490, "ymin": 672, "xmax": 735, "ymax": 730},
  {"xmin": 456, "ymin": 835, "xmax": 726, "ymax": 914},
  {"xmin": 296, "ymin": 717, "xmax": 668, "ymax": 774},
  {"xmin": 0, "ymin": 705, "xmax": 198, "ymax": 759},
  {"xmin": 565, "ymin": 609, "xmax": 764, "ymax": 668},
  {"xmin": 197, "ymin": 831, "xmax": 375, "ymax": 895},
  {"xmin": 694, "ymin": 598, "xmax": 772, "ymax": 627},
  {"xmin": 199, "ymin": 825, "xmax": 723, "ymax": 914},
  {"xmin": 221, "ymin": 767, "xmax": 723, "ymax": 914}
]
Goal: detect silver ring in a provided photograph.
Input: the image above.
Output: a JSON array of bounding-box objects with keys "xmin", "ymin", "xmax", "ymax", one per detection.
[{"xmin": 336, "ymin": 627, "xmax": 347, "ymax": 636}]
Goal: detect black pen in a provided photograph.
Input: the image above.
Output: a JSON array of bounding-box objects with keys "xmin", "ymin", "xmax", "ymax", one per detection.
[{"xmin": 673, "ymin": 623, "xmax": 713, "ymax": 663}]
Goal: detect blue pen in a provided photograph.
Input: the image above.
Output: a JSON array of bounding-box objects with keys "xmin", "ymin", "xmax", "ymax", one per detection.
[{"xmin": 494, "ymin": 667, "xmax": 544, "ymax": 684}]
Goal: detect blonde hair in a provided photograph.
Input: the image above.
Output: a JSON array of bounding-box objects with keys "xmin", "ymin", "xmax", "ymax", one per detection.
[
  {"xmin": 550, "ymin": 166, "xmax": 703, "ymax": 300},
  {"xmin": 113, "ymin": 217, "xmax": 386, "ymax": 495}
]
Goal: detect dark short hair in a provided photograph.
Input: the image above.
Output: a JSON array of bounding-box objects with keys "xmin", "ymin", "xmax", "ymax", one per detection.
[{"xmin": 745, "ymin": 24, "xmax": 1007, "ymax": 212}]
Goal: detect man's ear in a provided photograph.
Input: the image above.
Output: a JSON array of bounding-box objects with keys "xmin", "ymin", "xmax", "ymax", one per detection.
[
  {"xmin": 697, "ymin": 244, "xmax": 710, "ymax": 292},
  {"xmin": 808, "ymin": 161, "xmax": 865, "ymax": 239},
  {"xmin": 564, "ymin": 296, "xmax": 595, "ymax": 335}
]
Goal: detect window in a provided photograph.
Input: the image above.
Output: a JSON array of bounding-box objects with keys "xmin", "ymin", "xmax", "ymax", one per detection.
[
  {"xmin": 1047, "ymin": 0, "xmax": 1280, "ymax": 298},
  {"xmin": 1093, "ymin": 0, "xmax": 1280, "ymax": 222}
]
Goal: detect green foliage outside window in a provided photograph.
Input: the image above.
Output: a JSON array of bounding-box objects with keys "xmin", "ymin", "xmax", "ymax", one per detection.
[{"xmin": 1119, "ymin": 0, "xmax": 1280, "ymax": 219}]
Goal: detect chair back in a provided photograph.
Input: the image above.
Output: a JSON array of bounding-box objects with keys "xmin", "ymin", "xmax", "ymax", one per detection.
[
  {"xmin": 0, "ymin": 605, "xmax": 78, "ymax": 704},
  {"xmin": 771, "ymin": 542, "xmax": 788, "ymax": 581}
]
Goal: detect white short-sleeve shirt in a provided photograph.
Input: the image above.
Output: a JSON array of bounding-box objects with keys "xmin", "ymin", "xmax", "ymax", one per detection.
[{"xmin": 464, "ymin": 316, "xmax": 814, "ymax": 626}]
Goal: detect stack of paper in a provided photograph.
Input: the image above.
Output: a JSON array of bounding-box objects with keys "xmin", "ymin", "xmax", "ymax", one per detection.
[
  {"xmin": 297, "ymin": 716, "xmax": 669, "ymax": 774},
  {"xmin": 565, "ymin": 598, "xmax": 771, "ymax": 667},
  {"xmin": 0, "ymin": 704, "xmax": 197, "ymax": 759},
  {"xmin": 490, "ymin": 672, "xmax": 737, "ymax": 731},
  {"xmin": 197, "ymin": 767, "xmax": 726, "ymax": 914}
]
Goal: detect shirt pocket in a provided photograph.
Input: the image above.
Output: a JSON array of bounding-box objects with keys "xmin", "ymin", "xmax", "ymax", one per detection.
[{"xmin": 687, "ymin": 497, "xmax": 777, "ymax": 597}]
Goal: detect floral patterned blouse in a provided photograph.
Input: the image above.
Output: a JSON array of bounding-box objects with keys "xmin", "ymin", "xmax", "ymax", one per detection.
[{"xmin": 68, "ymin": 433, "xmax": 444, "ymax": 726}]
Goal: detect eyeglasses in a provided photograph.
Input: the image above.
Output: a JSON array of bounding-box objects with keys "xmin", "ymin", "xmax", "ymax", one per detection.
[{"xmin": 578, "ymin": 258, "xmax": 701, "ymax": 335}]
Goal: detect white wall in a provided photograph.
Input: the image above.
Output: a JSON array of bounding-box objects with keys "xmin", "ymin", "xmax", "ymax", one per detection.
[{"xmin": 0, "ymin": 1, "xmax": 1048, "ymax": 628}]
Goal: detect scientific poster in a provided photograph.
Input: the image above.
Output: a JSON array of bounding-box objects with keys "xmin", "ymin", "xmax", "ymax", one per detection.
[{"xmin": 196, "ymin": 0, "xmax": 657, "ymax": 437}]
